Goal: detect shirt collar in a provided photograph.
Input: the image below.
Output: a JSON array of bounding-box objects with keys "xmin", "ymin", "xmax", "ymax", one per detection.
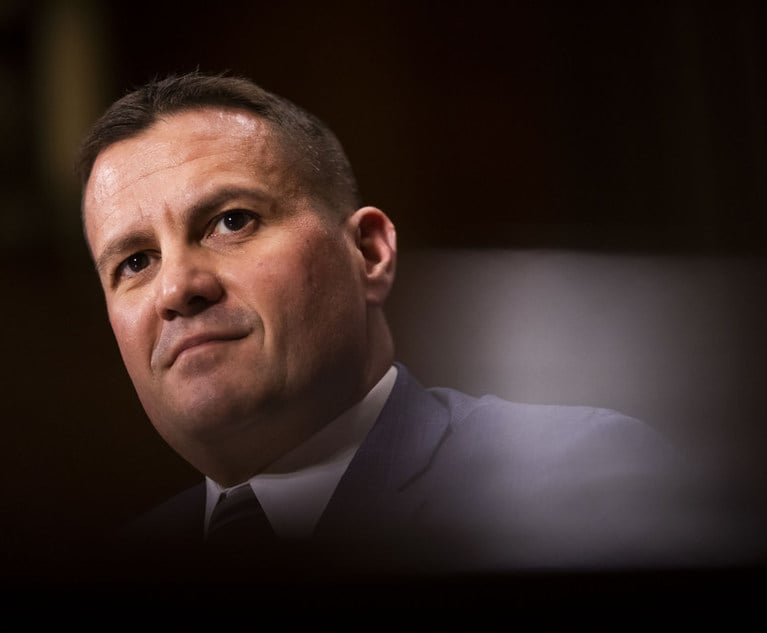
[{"xmin": 204, "ymin": 365, "xmax": 398, "ymax": 538}]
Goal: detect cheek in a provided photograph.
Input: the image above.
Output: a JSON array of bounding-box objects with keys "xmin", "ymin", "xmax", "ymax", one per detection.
[
  {"xmin": 257, "ymin": 231, "xmax": 349, "ymax": 300},
  {"xmin": 297, "ymin": 239, "xmax": 357, "ymax": 304},
  {"xmin": 107, "ymin": 299, "xmax": 153, "ymax": 373},
  {"xmin": 255, "ymin": 240, "xmax": 360, "ymax": 338},
  {"xmin": 303, "ymin": 251, "xmax": 364, "ymax": 336}
]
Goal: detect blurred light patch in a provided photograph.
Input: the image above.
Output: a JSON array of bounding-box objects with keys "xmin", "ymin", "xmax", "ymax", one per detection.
[{"xmin": 388, "ymin": 248, "xmax": 767, "ymax": 513}]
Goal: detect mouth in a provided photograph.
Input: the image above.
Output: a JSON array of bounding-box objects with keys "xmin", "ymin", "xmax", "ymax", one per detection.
[{"xmin": 168, "ymin": 331, "xmax": 248, "ymax": 367}]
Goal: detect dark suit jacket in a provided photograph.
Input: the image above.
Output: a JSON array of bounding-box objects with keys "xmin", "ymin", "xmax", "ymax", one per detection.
[{"xmin": 101, "ymin": 363, "xmax": 747, "ymax": 585}]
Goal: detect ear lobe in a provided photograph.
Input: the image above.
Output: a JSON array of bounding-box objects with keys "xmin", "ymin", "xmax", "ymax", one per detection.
[{"xmin": 351, "ymin": 206, "xmax": 397, "ymax": 305}]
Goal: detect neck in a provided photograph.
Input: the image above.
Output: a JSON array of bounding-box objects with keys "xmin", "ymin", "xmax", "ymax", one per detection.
[{"xmin": 172, "ymin": 312, "xmax": 395, "ymax": 486}]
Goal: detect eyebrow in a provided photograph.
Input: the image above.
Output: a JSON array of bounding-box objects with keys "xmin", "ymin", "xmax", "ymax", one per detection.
[
  {"xmin": 94, "ymin": 186, "xmax": 272, "ymax": 276},
  {"xmin": 184, "ymin": 185, "xmax": 272, "ymax": 224},
  {"xmin": 95, "ymin": 229, "xmax": 154, "ymax": 276}
]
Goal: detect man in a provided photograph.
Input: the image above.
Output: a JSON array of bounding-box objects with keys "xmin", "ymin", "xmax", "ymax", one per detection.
[{"xmin": 76, "ymin": 71, "xmax": 742, "ymax": 589}]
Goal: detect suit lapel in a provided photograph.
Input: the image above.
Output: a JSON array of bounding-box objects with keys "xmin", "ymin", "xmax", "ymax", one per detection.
[
  {"xmin": 314, "ymin": 364, "xmax": 451, "ymax": 537},
  {"xmin": 126, "ymin": 482, "xmax": 207, "ymax": 549}
]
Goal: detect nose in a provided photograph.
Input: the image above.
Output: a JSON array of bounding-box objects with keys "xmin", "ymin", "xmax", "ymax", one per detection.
[{"xmin": 155, "ymin": 248, "xmax": 224, "ymax": 320}]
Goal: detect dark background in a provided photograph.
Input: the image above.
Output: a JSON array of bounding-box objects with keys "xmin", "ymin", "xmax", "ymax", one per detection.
[
  {"xmin": 3, "ymin": 1, "xmax": 766, "ymax": 256},
  {"xmin": 1, "ymin": 0, "xmax": 766, "ymax": 595}
]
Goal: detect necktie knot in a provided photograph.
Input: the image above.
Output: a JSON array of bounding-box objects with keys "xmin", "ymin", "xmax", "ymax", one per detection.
[{"xmin": 206, "ymin": 484, "xmax": 277, "ymax": 550}]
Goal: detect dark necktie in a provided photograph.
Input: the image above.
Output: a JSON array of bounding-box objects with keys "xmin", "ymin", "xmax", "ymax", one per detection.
[{"xmin": 206, "ymin": 484, "xmax": 278, "ymax": 558}]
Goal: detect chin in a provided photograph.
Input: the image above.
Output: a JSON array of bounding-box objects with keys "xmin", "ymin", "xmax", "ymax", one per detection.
[{"xmin": 142, "ymin": 381, "xmax": 273, "ymax": 439}]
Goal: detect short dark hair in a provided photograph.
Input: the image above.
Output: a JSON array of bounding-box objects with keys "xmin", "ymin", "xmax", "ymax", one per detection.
[{"xmin": 76, "ymin": 70, "xmax": 362, "ymax": 212}]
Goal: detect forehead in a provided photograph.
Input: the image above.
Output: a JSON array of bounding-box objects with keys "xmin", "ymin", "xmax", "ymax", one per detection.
[
  {"xmin": 83, "ymin": 108, "xmax": 301, "ymax": 250},
  {"xmin": 85, "ymin": 108, "xmax": 283, "ymax": 205}
]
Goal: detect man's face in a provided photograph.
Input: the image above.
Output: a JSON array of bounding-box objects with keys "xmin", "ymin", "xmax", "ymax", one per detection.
[{"xmin": 83, "ymin": 108, "xmax": 372, "ymax": 459}]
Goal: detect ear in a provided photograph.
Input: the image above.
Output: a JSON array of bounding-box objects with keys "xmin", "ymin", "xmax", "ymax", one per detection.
[{"xmin": 349, "ymin": 206, "xmax": 397, "ymax": 306}]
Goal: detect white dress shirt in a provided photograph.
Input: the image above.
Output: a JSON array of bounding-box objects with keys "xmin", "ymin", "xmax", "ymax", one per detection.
[{"xmin": 204, "ymin": 365, "xmax": 398, "ymax": 539}]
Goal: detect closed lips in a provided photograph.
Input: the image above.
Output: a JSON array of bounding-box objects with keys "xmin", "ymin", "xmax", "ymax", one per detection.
[{"xmin": 169, "ymin": 331, "xmax": 248, "ymax": 366}]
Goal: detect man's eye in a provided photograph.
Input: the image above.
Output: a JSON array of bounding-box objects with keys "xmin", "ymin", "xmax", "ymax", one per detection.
[
  {"xmin": 212, "ymin": 210, "xmax": 257, "ymax": 235},
  {"xmin": 118, "ymin": 253, "xmax": 150, "ymax": 277}
]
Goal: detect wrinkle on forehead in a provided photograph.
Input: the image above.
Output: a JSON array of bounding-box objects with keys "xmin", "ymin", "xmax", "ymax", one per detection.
[
  {"xmin": 89, "ymin": 146, "xmax": 259, "ymax": 208},
  {"xmin": 84, "ymin": 108, "xmax": 304, "ymax": 253},
  {"xmin": 88, "ymin": 111, "xmax": 274, "ymax": 201}
]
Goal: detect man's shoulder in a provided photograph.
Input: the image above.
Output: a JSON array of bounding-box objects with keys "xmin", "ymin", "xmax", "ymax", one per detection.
[
  {"xmin": 115, "ymin": 483, "xmax": 206, "ymax": 550},
  {"xmin": 392, "ymin": 364, "xmax": 678, "ymax": 477},
  {"xmin": 387, "ymin": 364, "xmax": 689, "ymax": 515},
  {"xmin": 385, "ymin": 366, "xmax": 710, "ymax": 569},
  {"xmin": 413, "ymin": 384, "xmax": 681, "ymax": 520},
  {"xmin": 85, "ymin": 482, "xmax": 207, "ymax": 581},
  {"xmin": 432, "ymin": 385, "xmax": 678, "ymax": 472}
]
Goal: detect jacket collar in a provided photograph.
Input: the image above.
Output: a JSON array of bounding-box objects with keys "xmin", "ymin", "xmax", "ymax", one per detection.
[{"xmin": 314, "ymin": 363, "xmax": 451, "ymax": 534}]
